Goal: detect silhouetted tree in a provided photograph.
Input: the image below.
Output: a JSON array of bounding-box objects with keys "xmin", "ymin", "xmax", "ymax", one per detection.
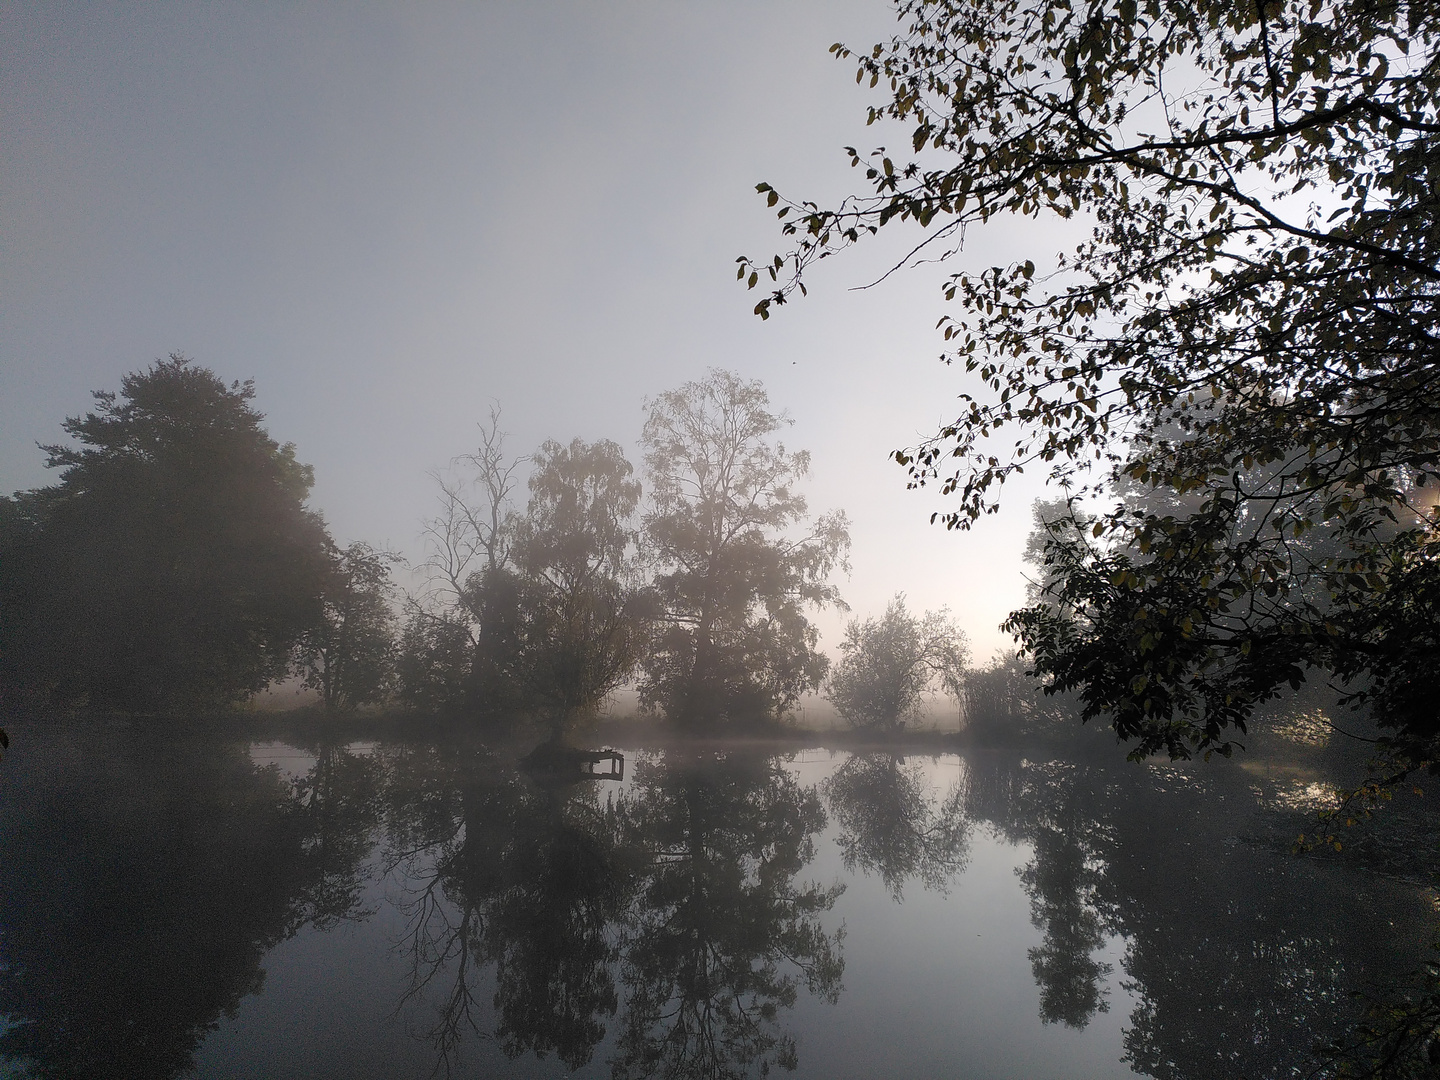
[
  {"xmin": 420, "ymin": 406, "xmax": 523, "ymax": 604},
  {"xmin": 402, "ymin": 433, "xmax": 651, "ymax": 724},
  {"xmin": 395, "ymin": 607, "xmax": 475, "ymax": 713},
  {"xmin": 962, "ymin": 652, "xmax": 1034, "ymax": 741},
  {"xmin": 962, "ymin": 649, "xmax": 1085, "ymax": 744},
  {"xmin": 298, "ymin": 542, "xmax": 401, "ymax": 711},
  {"xmin": 639, "ymin": 370, "xmax": 850, "ymax": 726},
  {"xmin": 0, "ymin": 355, "xmax": 330, "ymax": 712},
  {"xmin": 1021, "ymin": 498, "xmax": 1091, "ymax": 610},
  {"xmin": 826, "ymin": 594, "xmax": 967, "ymax": 730},
  {"xmin": 743, "ymin": 0, "xmax": 1440, "ymax": 787},
  {"xmin": 403, "ymin": 407, "xmax": 527, "ymax": 715}
]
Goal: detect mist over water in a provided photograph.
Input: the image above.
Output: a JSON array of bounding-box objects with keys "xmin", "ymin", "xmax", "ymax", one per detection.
[
  {"xmin": 6, "ymin": 2, "xmax": 1440, "ymax": 1077},
  {"xmin": 0, "ymin": 720, "xmax": 1430, "ymax": 1079}
]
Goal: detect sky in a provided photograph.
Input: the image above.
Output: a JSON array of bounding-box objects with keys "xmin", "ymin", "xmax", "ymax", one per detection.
[{"xmin": 1, "ymin": 0, "xmax": 1073, "ymax": 658}]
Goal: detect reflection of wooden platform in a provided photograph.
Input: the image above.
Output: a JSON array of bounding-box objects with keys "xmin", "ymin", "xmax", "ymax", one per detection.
[{"xmin": 519, "ymin": 744, "xmax": 625, "ymax": 786}]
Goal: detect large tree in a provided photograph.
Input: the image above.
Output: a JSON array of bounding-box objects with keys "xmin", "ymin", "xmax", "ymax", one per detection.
[
  {"xmin": 401, "ymin": 431, "xmax": 647, "ymax": 722},
  {"xmin": 743, "ymin": 0, "xmax": 1440, "ymax": 776},
  {"xmin": 639, "ymin": 370, "xmax": 850, "ymax": 726},
  {"xmin": 0, "ymin": 355, "xmax": 330, "ymax": 712},
  {"xmin": 507, "ymin": 437, "xmax": 647, "ymax": 723}
]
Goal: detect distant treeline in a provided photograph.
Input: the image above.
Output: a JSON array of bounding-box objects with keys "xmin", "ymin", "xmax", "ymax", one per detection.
[{"xmin": 1, "ymin": 358, "xmax": 1005, "ymax": 730}]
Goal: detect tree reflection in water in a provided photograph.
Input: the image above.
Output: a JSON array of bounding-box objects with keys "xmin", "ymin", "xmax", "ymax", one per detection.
[
  {"xmin": 386, "ymin": 743, "xmax": 634, "ymax": 1072},
  {"xmin": 387, "ymin": 746, "xmax": 846, "ymax": 1079},
  {"xmin": 289, "ymin": 739, "xmax": 386, "ymax": 927},
  {"xmin": 2, "ymin": 728, "xmax": 1432, "ymax": 1080},
  {"xmin": 613, "ymin": 752, "xmax": 844, "ymax": 1080},
  {"xmin": 1010, "ymin": 763, "xmax": 1114, "ymax": 1028},
  {"xmin": 0, "ymin": 727, "xmax": 382, "ymax": 1080},
  {"xmin": 966, "ymin": 751, "xmax": 1435, "ymax": 1077},
  {"xmin": 822, "ymin": 753, "xmax": 970, "ymax": 901}
]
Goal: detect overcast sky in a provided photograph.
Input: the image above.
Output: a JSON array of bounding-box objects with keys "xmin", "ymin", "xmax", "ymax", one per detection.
[{"xmin": 1, "ymin": 1, "xmax": 1071, "ymax": 657}]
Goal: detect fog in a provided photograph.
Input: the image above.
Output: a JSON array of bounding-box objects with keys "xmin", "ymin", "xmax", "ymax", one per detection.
[
  {"xmin": 0, "ymin": 1, "xmax": 1074, "ymax": 657},
  {"xmin": 5, "ymin": 5, "xmax": 1438, "ymax": 1078}
]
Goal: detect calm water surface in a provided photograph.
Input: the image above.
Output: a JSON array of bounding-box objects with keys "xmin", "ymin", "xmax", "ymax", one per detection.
[{"xmin": 0, "ymin": 723, "xmax": 1432, "ymax": 1079}]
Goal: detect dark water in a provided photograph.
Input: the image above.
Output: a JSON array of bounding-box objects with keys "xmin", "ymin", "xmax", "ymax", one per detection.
[{"xmin": 0, "ymin": 723, "xmax": 1433, "ymax": 1079}]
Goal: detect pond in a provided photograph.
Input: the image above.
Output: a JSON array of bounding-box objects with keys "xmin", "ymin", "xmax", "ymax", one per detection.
[{"xmin": 0, "ymin": 722, "xmax": 1433, "ymax": 1079}]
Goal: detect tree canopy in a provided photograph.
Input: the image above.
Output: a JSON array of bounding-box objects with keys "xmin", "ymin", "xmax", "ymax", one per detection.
[
  {"xmin": 743, "ymin": 0, "xmax": 1440, "ymax": 774},
  {"xmin": 400, "ymin": 378, "xmax": 850, "ymax": 729},
  {"xmin": 826, "ymin": 593, "xmax": 968, "ymax": 730},
  {"xmin": 298, "ymin": 542, "xmax": 401, "ymax": 711},
  {"xmin": 639, "ymin": 370, "xmax": 851, "ymax": 725},
  {"xmin": 1, "ymin": 355, "xmax": 331, "ymax": 712},
  {"xmin": 508, "ymin": 437, "xmax": 647, "ymax": 720}
]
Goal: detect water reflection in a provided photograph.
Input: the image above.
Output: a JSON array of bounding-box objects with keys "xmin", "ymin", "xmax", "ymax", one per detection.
[
  {"xmin": 290, "ymin": 739, "xmax": 386, "ymax": 927},
  {"xmin": 385, "ymin": 746, "xmax": 844, "ymax": 1078},
  {"xmin": 614, "ymin": 752, "xmax": 843, "ymax": 1079},
  {"xmin": 967, "ymin": 759, "xmax": 1114, "ymax": 1028},
  {"xmin": 0, "ymin": 728, "xmax": 378, "ymax": 1079},
  {"xmin": 823, "ymin": 753, "xmax": 969, "ymax": 901},
  {"xmin": 386, "ymin": 743, "xmax": 632, "ymax": 1071},
  {"xmin": 965, "ymin": 751, "xmax": 1433, "ymax": 1077},
  {"xmin": 0, "ymin": 728, "xmax": 1433, "ymax": 1080}
]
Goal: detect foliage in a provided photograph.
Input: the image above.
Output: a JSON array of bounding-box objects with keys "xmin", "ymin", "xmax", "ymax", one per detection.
[
  {"xmin": 962, "ymin": 649, "xmax": 1086, "ymax": 741},
  {"xmin": 742, "ymin": 0, "xmax": 1440, "ymax": 775},
  {"xmin": 826, "ymin": 593, "xmax": 968, "ymax": 729},
  {"xmin": 962, "ymin": 651, "xmax": 1036, "ymax": 739},
  {"xmin": 506, "ymin": 438, "xmax": 647, "ymax": 720},
  {"xmin": 395, "ymin": 606, "xmax": 476, "ymax": 713},
  {"xmin": 404, "ymin": 433, "xmax": 650, "ymax": 722},
  {"xmin": 639, "ymin": 369, "xmax": 851, "ymax": 725},
  {"xmin": 297, "ymin": 542, "xmax": 401, "ymax": 710},
  {"xmin": 406, "ymin": 409, "xmax": 527, "ymax": 715},
  {"xmin": 0, "ymin": 355, "xmax": 330, "ymax": 712},
  {"xmin": 400, "ymin": 377, "xmax": 846, "ymax": 729},
  {"xmin": 1319, "ymin": 947, "xmax": 1440, "ymax": 1078},
  {"xmin": 1022, "ymin": 498, "xmax": 1092, "ymax": 607}
]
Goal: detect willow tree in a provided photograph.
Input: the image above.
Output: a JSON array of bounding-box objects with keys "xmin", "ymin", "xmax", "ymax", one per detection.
[{"xmin": 742, "ymin": 0, "xmax": 1440, "ymax": 777}]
